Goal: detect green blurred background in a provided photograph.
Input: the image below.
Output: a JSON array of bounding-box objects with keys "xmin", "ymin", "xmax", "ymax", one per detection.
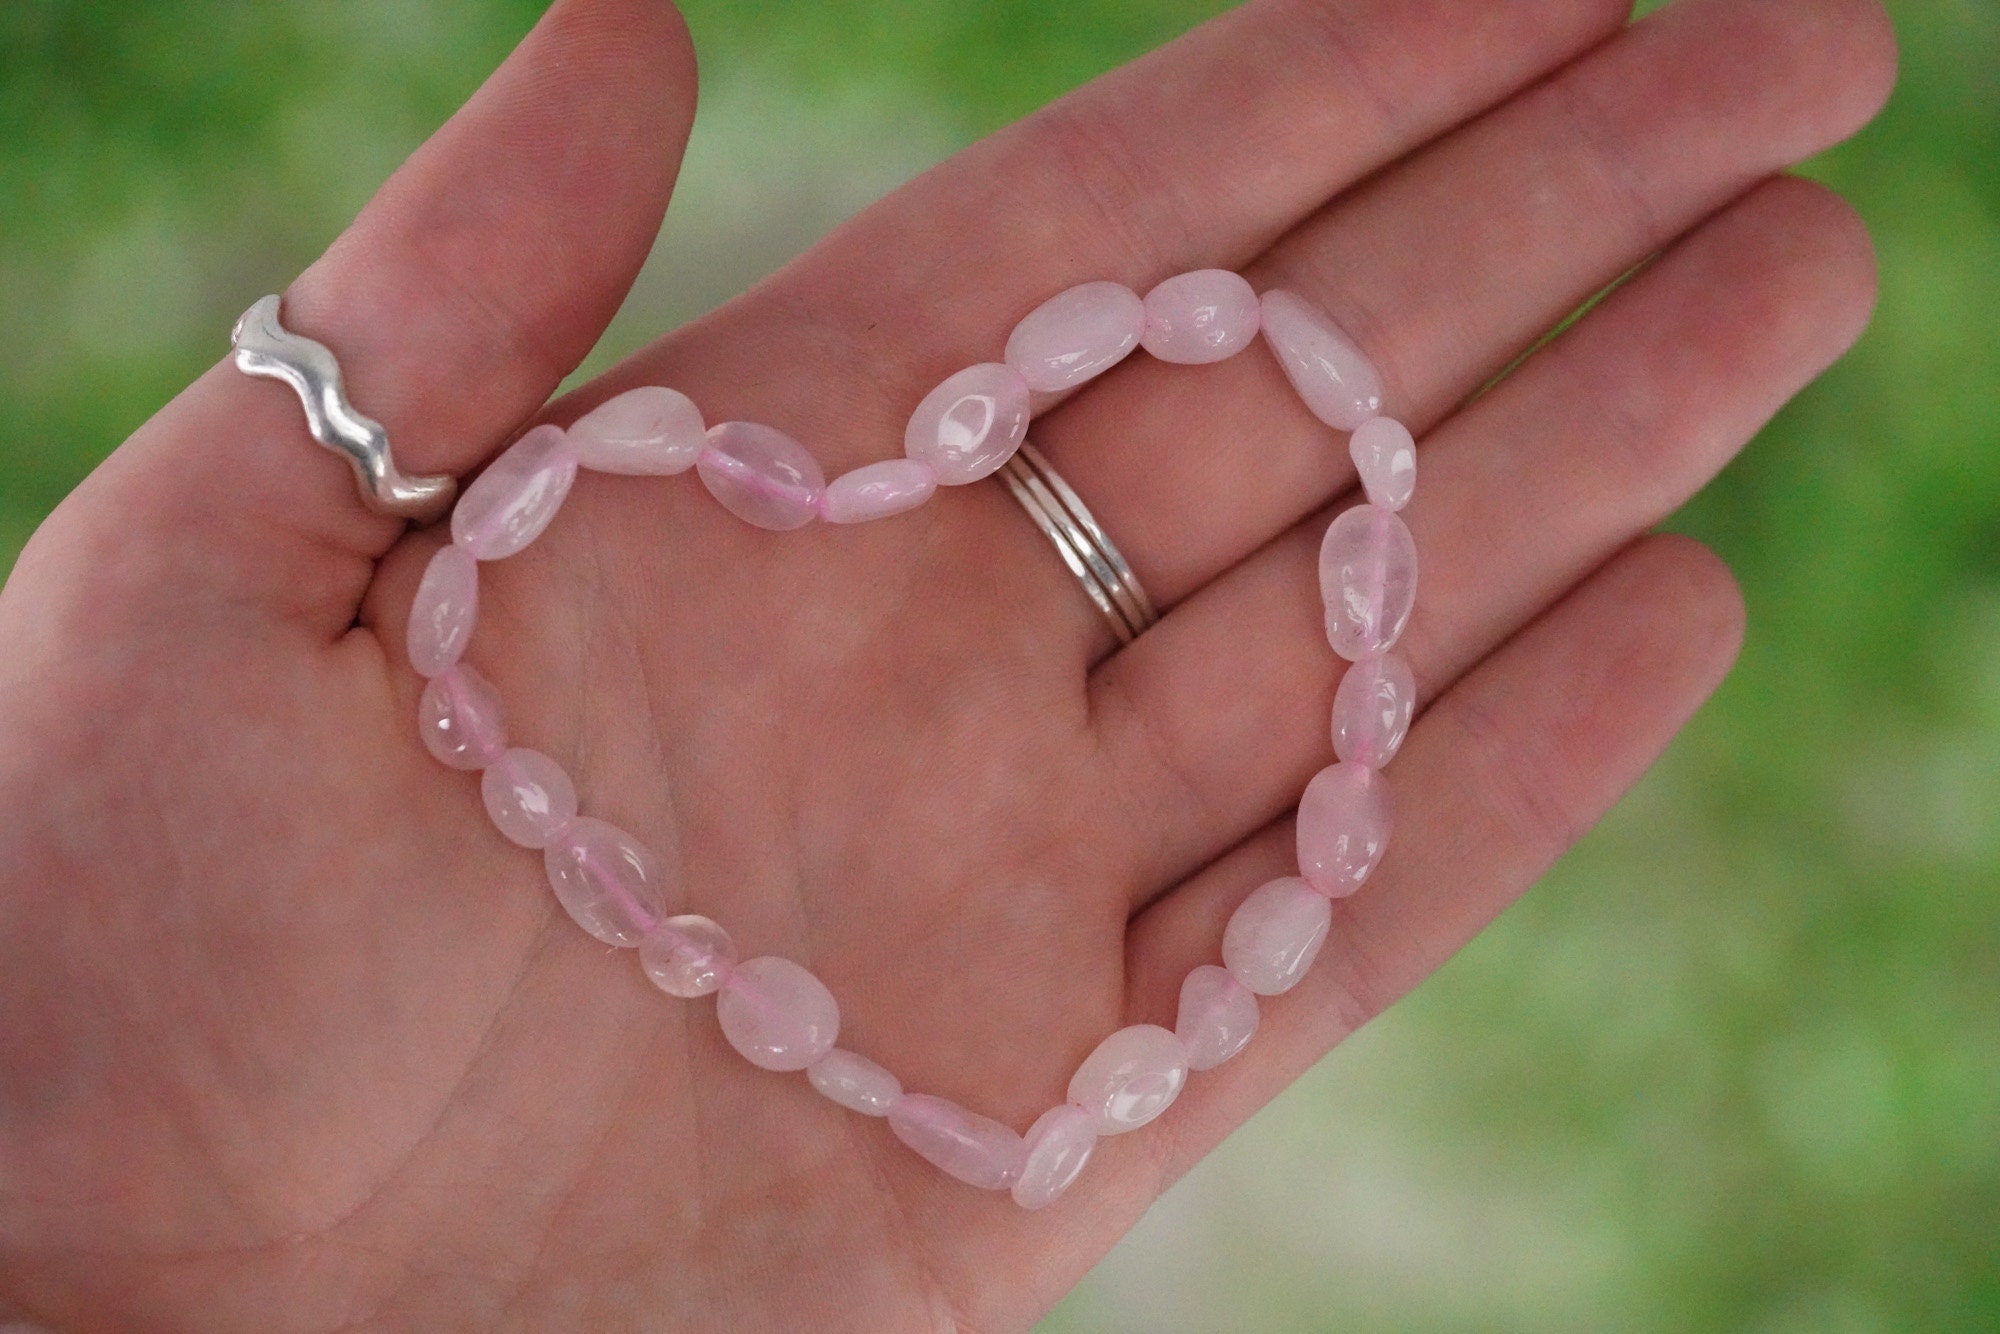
[{"xmin": 2, "ymin": 1, "xmax": 1994, "ymax": 1328}]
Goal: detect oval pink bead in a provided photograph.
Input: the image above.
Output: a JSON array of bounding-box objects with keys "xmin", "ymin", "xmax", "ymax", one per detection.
[
  {"xmin": 1297, "ymin": 761, "xmax": 1392, "ymax": 898},
  {"xmin": 901, "ymin": 363, "xmax": 1031, "ymax": 484},
  {"xmin": 406, "ymin": 543, "xmax": 478, "ymax": 677},
  {"xmin": 1319, "ymin": 502, "xmax": 1419, "ymax": 661},
  {"xmin": 480, "ymin": 747, "xmax": 577, "ymax": 849},
  {"xmin": 450, "ymin": 424, "xmax": 578, "ymax": 560},
  {"xmin": 418, "ymin": 663, "xmax": 505, "ymax": 770},
  {"xmin": 715, "ymin": 956, "xmax": 840, "ymax": 1072},
  {"xmin": 542, "ymin": 817, "xmax": 668, "ymax": 947},
  {"xmin": 822, "ymin": 458, "xmax": 939, "ymax": 522},
  {"xmin": 1331, "ymin": 653, "xmax": 1417, "ymax": 769},
  {"xmin": 639, "ymin": 914, "xmax": 735, "ymax": 998},
  {"xmin": 1174, "ymin": 964, "xmax": 1260, "ymax": 1071},
  {"xmin": 1012, "ymin": 1104, "xmax": 1098, "ymax": 1211},
  {"xmin": 1067, "ymin": 1023, "xmax": 1189, "ymax": 1135},
  {"xmin": 887, "ymin": 1094, "xmax": 1024, "ymax": 1190},
  {"xmin": 1222, "ymin": 877, "xmax": 1332, "ymax": 996},
  {"xmin": 567, "ymin": 386, "xmax": 705, "ymax": 476},
  {"xmin": 808, "ymin": 1049, "xmax": 902, "ymax": 1116},
  {"xmin": 1260, "ymin": 289, "xmax": 1384, "ymax": 431},
  {"xmin": 1349, "ymin": 416, "xmax": 1416, "ymax": 511},
  {"xmin": 696, "ymin": 422, "xmax": 826, "ymax": 531},
  {"xmin": 1004, "ymin": 280, "xmax": 1145, "ymax": 392},
  {"xmin": 1140, "ymin": 269, "xmax": 1260, "ymax": 364}
]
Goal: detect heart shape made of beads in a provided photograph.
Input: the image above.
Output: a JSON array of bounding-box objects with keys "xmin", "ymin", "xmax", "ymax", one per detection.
[{"xmin": 397, "ymin": 271, "xmax": 1419, "ymax": 1210}]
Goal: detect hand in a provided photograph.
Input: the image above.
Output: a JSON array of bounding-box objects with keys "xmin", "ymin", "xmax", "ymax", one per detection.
[{"xmin": 0, "ymin": 0, "xmax": 1893, "ymax": 1326}]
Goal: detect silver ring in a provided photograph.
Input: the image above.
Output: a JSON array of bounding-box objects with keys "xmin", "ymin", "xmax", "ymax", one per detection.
[
  {"xmin": 999, "ymin": 440, "xmax": 1158, "ymax": 644},
  {"xmin": 230, "ymin": 294, "xmax": 457, "ymax": 523}
]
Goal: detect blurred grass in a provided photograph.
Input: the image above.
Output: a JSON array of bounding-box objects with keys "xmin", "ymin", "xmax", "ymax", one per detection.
[{"xmin": 1, "ymin": 1, "xmax": 1995, "ymax": 1329}]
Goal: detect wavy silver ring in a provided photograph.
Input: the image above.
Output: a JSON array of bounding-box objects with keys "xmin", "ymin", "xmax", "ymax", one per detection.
[
  {"xmin": 999, "ymin": 440, "xmax": 1158, "ymax": 645},
  {"xmin": 230, "ymin": 294, "xmax": 457, "ymax": 523}
]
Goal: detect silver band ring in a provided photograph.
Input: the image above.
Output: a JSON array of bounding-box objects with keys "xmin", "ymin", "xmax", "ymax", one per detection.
[
  {"xmin": 230, "ymin": 294, "xmax": 457, "ymax": 523},
  {"xmin": 999, "ymin": 441, "xmax": 1158, "ymax": 644}
]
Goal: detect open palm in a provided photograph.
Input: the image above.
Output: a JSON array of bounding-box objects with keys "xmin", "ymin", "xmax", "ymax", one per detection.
[{"xmin": 0, "ymin": 0, "xmax": 1892, "ymax": 1327}]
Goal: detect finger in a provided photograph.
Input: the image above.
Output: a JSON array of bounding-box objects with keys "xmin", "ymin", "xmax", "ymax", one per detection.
[
  {"xmin": 1036, "ymin": 0, "xmax": 1896, "ymax": 607},
  {"xmin": 1090, "ymin": 174, "xmax": 1877, "ymax": 901},
  {"xmin": 572, "ymin": 0, "xmax": 1630, "ymax": 482},
  {"xmin": 1102, "ymin": 532, "xmax": 1746, "ymax": 1215},
  {"xmin": 23, "ymin": 0, "xmax": 697, "ymax": 635}
]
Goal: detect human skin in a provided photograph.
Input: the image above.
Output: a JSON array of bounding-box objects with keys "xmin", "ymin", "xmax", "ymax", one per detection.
[{"xmin": 0, "ymin": 0, "xmax": 1894, "ymax": 1328}]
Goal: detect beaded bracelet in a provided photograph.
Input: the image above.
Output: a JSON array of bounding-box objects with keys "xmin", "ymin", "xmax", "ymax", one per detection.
[{"xmin": 406, "ymin": 272, "xmax": 1416, "ymax": 1210}]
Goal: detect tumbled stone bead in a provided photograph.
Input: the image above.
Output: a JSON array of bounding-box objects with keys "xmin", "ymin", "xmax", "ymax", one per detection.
[
  {"xmin": 887, "ymin": 1094, "xmax": 1024, "ymax": 1190},
  {"xmin": 696, "ymin": 422, "xmax": 826, "ymax": 531},
  {"xmin": 406, "ymin": 543, "xmax": 478, "ymax": 677},
  {"xmin": 1174, "ymin": 964, "xmax": 1259, "ymax": 1071},
  {"xmin": 1349, "ymin": 416, "xmax": 1416, "ymax": 511},
  {"xmin": 451, "ymin": 424, "xmax": 578, "ymax": 560},
  {"xmin": 542, "ymin": 816, "xmax": 668, "ymax": 947},
  {"xmin": 418, "ymin": 663, "xmax": 506, "ymax": 771},
  {"xmin": 822, "ymin": 458, "xmax": 939, "ymax": 522},
  {"xmin": 1140, "ymin": 269, "xmax": 1260, "ymax": 364},
  {"xmin": 1067, "ymin": 1024, "xmax": 1189, "ymax": 1135},
  {"xmin": 480, "ymin": 747, "xmax": 577, "ymax": 849},
  {"xmin": 1297, "ymin": 761, "xmax": 1392, "ymax": 898},
  {"xmin": 1004, "ymin": 281, "xmax": 1145, "ymax": 392},
  {"xmin": 567, "ymin": 385, "xmax": 705, "ymax": 476},
  {"xmin": 1259, "ymin": 289, "xmax": 1384, "ymax": 431},
  {"xmin": 1222, "ymin": 877, "xmax": 1331, "ymax": 996},
  {"xmin": 1319, "ymin": 502, "xmax": 1419, "ymax": 661},
  {"xmin": 716, "ymin": 956, "xmax": 840, "ymax": 1071},
  {"xmin": 639, "ymin": 914, "xmax": 735, "ymax": 998},
  {"xmin": 1331, "ymin": 653, "xmax": 1417, "ymax": 769},
  {"xmin": 902, "ymin": 363, "xmax": 1032, "ymax": 484},
  {"xmin": 808, "ymin": 1049, "xmax": 902, "ymax": 1116},
  {"xmin": 1012, "ymin": 1104, "xmax": 1098, "ymax": 1211}
]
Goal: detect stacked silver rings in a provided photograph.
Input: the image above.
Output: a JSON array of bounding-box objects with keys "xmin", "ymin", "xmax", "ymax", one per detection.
[{"xmin": 999, "ymin": 441, "xmax": 1158, "ymax": 644}]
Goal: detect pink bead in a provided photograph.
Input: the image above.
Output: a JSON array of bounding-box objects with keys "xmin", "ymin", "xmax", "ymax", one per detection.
[
  {"xmin": 822, "ymin": 458, "xmax": 938, "ymax": 522},
  {"xmin": 1319, "ymin": 503, "xmax": 1419, "ymax": 661},
  {"xmin": 418, "ymin": 663, "xmax": 505, "ymax": 770},
  {"xmin": 406, "ymin": 543, "xmax": 478, "ymax": 677},
  {"xmin": 1259, "ymin": 289, "xmax": 1384, "ymax": 431},
  {"xmin": 1331, "ymin": 653, "xmax": 1417, "ymax": 769},
  {"xmin": 1012, "ymin": 1104, "xmax": 1098, "ymax": 1211},
  {"xmin": 716, "ymin": 957, "xmax": 841, "ymax": 1071},
  {"xmin": 696, "ymin": 422, "xmax": 826, "ymax": 531},
  {"xmin": 901, "ymin": 363, "xmax": 1031, "ymax": 484},
  {"xmin": 542, "ymin": 817, "xmax": 668, "ymax": 947},
  {"xmin": 1174, "ymin": 964, "xmax": 1259, "ymax": 1071},
  {"xmin": 639, "ymin": 914, "xmax": 735, "ymax": 997},
  {"xmin": 887, "ymin": 1094, "xmax": 1025, "ymax": 1190},
  {"xmin": 480, "ymin": 747, "xmax": 577, "ymax": 849},
  {"xmin": 1140, "ymin": 269, "xmax": 1260, "ymax": 364},
  {"xmin": 450, "ymin": 424, "xmax": 578, "ymax": 560},
  {"xmin": 808, "ymin": 1049, "xmax": 902, "ymax": 1116},
  {"xmin": 567, "ymin": 386, "xmax": 705, "ymax": 476},
  {"xmin": 1067, "ymin": 1024, "xmax": 1189, "ymax": 1135},
  {"xmin": 1222, "ymin": 877, "xmax": 1331, "ymax": 996},
  {"xmin": 1004, "ymin": 281, "xmax": 1145, "ymax": 392},
  {"xmin": 1296, "ymin": 762, "xmax": 1392, "ymax": 898},
  {"xmin": 1349, "ymin": 416, "xmax": 1416, "ymax": 510}
]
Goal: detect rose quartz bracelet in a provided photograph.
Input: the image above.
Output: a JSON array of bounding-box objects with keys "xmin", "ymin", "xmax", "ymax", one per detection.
[{"xmin": 406, "ymin": 273, "xmax": 1416, "ymax": 1210}]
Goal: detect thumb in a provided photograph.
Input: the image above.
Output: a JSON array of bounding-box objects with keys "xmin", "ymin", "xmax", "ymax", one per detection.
[{"xmin": 10, "ymin": 0, "xmax": 697, "ymax": 636}]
